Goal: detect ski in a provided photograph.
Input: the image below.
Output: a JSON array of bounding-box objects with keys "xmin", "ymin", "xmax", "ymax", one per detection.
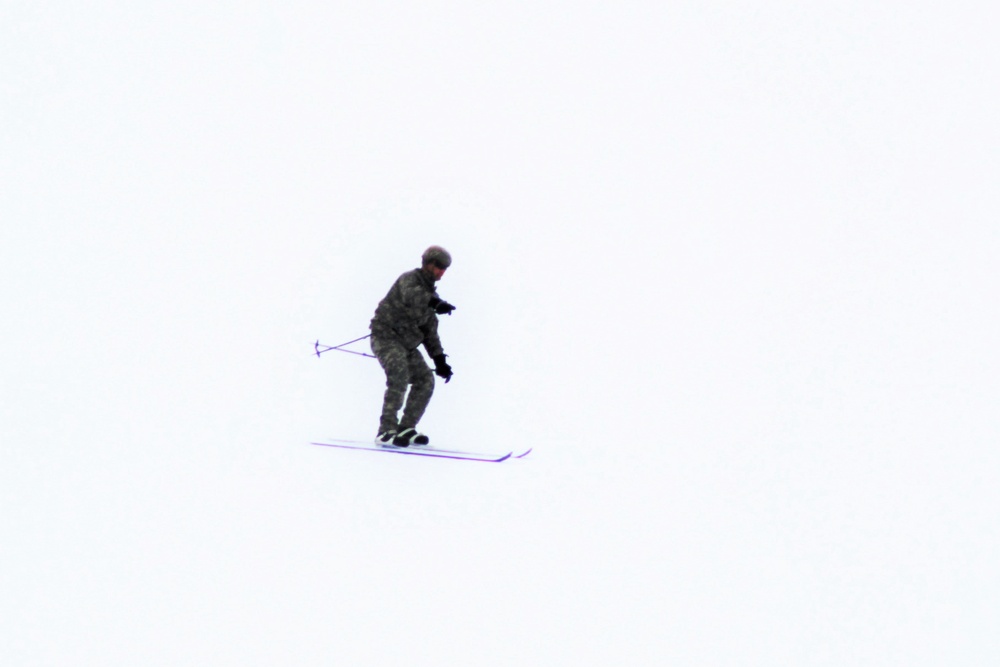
[
  {"xmin": 310, "ymin": 439, "xmax": 513, "ymax": 462},
  {"xmin": 320, "ymin": 438, "xmax": 523, "ymax": 459}
]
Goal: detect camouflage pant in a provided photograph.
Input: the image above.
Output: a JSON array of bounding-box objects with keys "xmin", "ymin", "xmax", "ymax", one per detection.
[{"xmin": 371, "ymin": 336, "xmax": 435, "ymax": 433}]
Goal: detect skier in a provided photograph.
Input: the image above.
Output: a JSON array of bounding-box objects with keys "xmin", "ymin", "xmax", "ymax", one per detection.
[{"xmin": 369, "ymin": 246, "xmax": 456, "ymax": 446}]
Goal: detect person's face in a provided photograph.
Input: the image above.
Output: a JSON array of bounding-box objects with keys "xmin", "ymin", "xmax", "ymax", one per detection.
[{"xmin": 426, "ymin": 264, "xmax": 447, "ymax": 281}]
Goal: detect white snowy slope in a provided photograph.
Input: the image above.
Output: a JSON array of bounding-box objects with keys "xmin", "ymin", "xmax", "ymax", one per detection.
[{"xmin": 2, "ymin": 3, "xmax": 998, "ymax": 666}]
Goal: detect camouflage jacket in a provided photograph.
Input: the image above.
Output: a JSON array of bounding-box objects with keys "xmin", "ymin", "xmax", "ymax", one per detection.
[{"xmin": 369, "ymin": 268, "xmax": 445, "ymax": 357}]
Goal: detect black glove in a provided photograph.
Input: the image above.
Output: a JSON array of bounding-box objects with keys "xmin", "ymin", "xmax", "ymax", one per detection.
[
  {"xmin": 428, "ymin": 296, "xmax": 456, "ymax": 315},
  {"xmin": 432, "ymin": 354, "xmax": 453, "ymax": 383}
]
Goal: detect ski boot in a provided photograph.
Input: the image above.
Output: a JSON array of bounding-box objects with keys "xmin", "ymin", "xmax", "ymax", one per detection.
[{"xmin": 392, "ymin": 427, "xmax": 429, "ymax": 447}]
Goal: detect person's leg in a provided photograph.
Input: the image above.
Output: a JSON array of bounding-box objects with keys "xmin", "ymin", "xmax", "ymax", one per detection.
[
  {"xmin": 399, "ymin": 349, "xmax": 435, "ymax": 430},
  {"xmin": 371, "ymin": 337, "xmax": 410, "ymax": 436}
]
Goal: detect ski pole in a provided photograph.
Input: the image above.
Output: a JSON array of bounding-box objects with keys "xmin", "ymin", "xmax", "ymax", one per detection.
[{"xmin": 314, "ymin": 336, "xmax": 375, "ymax": 359}]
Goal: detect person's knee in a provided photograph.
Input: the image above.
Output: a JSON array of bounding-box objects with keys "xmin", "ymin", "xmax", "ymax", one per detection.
[
  {"xmin": 412, "ymin": 366, "xmax": 435, "ymax": 391},
  {"xmin": 385, "ymin": 364, "xmax": 409, "ymax": 389}
]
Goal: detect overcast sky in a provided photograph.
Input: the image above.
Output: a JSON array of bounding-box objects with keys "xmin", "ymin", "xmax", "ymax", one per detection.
[{"xmin": 3, "ymin": 2, "xmax": 998, "ymax": 665}]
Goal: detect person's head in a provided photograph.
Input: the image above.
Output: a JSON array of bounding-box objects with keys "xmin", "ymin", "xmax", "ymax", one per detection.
[{"xmin": 421, "ymin": 245, "xmax": 451, "ymax": 281}]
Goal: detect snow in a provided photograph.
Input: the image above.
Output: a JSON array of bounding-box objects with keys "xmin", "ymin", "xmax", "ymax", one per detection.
[{"xmin": 3, "ymin": 2, "xmax": 999, "ymax": 665}]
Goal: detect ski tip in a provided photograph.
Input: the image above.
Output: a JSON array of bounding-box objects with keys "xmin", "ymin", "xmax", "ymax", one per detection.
[{"xmin": 514, "ymin": 448, "xmax": 533, "ymax": 459}]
